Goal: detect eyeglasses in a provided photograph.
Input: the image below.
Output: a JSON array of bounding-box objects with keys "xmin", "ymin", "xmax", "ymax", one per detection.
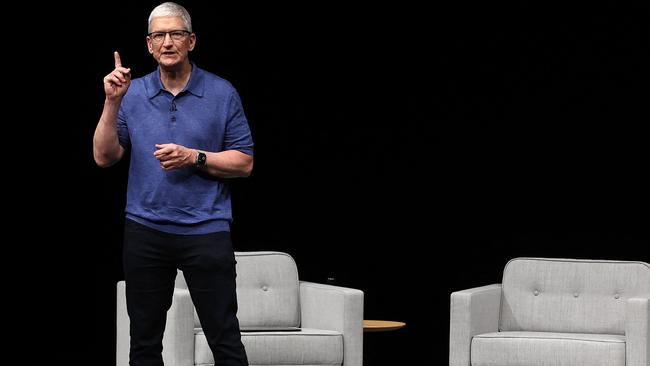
[{"xmin": 147, "ymin": 30, "xmax": 191, "ymax": 43}]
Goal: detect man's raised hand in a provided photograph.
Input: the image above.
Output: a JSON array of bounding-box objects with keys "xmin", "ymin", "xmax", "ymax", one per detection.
[{"xmin": 103, "ymin": 51, "xmax": 132, "ymax": 100}]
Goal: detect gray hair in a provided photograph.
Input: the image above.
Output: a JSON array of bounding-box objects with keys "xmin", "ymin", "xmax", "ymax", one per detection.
[{"xmin": 148, "ymin": 2, "xmax": 193, "ymax": 33}]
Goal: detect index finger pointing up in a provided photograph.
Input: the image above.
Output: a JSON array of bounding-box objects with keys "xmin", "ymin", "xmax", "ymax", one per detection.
[{"xmin": 114, "ymin": 51, "xmax": 122, "ymax": 68}]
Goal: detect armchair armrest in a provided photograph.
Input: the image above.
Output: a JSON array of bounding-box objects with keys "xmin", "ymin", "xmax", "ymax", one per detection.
[
  {"xmin": 626, "ymin": 297, "xmax": 649, "ymax": 366},
  {"xmin": 449, "ymin": 284, "xmax": 502, "ymax": 366},
  {"xmin": 300, "ymin": 281, "xmax": 364, "ymax": 366},
  {"xmin": 116, "ymin": 282, "xmax": 195, "ymax": 366},
  {"xmin": 116, "ymin": 281, "xmax": 129, "ymax": 366}
]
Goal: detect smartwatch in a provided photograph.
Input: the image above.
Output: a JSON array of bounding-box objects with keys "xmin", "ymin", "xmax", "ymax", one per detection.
[{"xmin": 196, "ymin": 150, "xmax": 207, "ymax": 167}]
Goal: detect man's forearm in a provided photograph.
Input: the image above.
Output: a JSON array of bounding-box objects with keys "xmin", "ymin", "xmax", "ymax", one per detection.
[
  {"xmin": 200, "ymin": 150, "xmax": 253, "ymax": 178},
  {"xmin": 93, "ymin": 99, "xmax": 125, "ymax": 167}
]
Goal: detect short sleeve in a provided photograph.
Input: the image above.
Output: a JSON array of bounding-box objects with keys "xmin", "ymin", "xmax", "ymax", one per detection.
[{"xmin": 224, "ymin": 89, "xmax": 254, "ymax": 156}]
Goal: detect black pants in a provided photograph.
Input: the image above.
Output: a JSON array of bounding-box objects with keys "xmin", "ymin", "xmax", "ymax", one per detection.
[{"xmin": 123, "ymin": 219, "xmax": 249, "ymax": 366}]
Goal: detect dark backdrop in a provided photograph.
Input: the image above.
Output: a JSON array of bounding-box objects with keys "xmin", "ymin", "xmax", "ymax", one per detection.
[{"xmin": 6, "ymin": 1, "xmax": 649, "ymax": 364}]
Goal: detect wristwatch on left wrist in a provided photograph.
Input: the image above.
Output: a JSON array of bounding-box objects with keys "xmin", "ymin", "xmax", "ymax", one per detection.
[{"xmin": 196, "ymin": 150, "xmax": 207, "ymax": 167}]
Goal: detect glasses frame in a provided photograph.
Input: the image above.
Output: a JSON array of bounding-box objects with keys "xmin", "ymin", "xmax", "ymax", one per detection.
[{"xmin": 147, "ymin": 30, "xmax": 192, "ymax": 43}]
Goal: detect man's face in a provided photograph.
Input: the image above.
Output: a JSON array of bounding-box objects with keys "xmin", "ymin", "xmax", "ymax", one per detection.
[{"xmin": 147, "ymin": 16, "xmax": 196, "ymax": 69}]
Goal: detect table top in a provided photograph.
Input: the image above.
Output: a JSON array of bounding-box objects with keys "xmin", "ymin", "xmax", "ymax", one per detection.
[{"xmin": 363, "ymin": 320, "xmax": 406, "ymax": 332}]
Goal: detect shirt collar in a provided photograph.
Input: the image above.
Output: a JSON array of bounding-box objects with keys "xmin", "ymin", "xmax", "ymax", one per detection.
[{"xmin": 145, "ymin": 62, "xmax": 204, "ymax": 99}]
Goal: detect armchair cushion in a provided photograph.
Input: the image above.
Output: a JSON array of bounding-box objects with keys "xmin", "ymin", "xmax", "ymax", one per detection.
[
  {"xmin": 471, "ymin": 331, "xmax": 625, "ymax": 366},
  {"xmin": 500, "ymin": 258, "xmax": 650, "ymax": 334},
  {"xmin": 195, "ymin": 329, "xmax": 343, "ymax": 366},
  {"xmin": 176, "ymin": 251, "xmax": 301, "ymax": 330},
  {"xmin": 234, "ymin": 252, "xmax": 301, "ymax": 329}
]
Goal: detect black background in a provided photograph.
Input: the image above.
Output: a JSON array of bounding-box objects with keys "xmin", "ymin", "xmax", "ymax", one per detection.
[{"xmin": 6, "ymin": 1, "xmax": 650, "ymax": 364}]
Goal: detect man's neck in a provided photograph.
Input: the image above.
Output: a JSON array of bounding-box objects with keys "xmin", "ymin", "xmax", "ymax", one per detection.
[{"xmin": 160, "ymin": 62, "xmax": 192, "ymax": 96}]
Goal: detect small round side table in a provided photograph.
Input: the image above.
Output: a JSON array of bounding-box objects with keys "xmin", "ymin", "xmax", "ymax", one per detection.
[{"xmin": 363, "ymin": 320, "xmax": 406, "ymax": 332}]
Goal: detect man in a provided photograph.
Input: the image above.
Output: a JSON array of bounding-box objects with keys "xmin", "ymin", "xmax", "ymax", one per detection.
[{"xmin": 93, "ymin": 2, "xmax": 252, "ymax": 365}]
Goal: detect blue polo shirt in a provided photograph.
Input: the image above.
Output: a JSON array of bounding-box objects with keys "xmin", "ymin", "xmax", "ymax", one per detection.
[{"xmin": 117, "ymin": 64, "xmax": 253, "ymax": 235}]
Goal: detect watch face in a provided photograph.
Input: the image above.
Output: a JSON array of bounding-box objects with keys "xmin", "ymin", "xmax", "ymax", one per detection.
[{"xmin": 197, "ymin": 152, "xmax": 206, "ymax": 166}]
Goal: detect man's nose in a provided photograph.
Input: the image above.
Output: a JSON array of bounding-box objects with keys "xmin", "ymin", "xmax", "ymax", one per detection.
[{"xmin": 163, "ymin": 33, "xmax": 174, "ymax": 46}]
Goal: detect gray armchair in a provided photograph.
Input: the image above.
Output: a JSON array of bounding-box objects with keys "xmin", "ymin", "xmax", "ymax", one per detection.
[
  {"xmin": 450, "ymin": 257, "xmax": 650, "ymax": 366},
  {"xmin": 117, "ymin": 251, "xmax": 364, "ymax": 366}
]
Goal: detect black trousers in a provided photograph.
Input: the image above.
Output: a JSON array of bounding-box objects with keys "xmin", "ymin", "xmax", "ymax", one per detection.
[{"xmin": 123, "ymin": 219, "xmax": 249, "ymax": 366}]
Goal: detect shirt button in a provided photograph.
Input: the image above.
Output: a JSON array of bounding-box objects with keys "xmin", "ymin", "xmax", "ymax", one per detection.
[
  {"xmin": 573, "ymin": 292, "xmax": 579, "ymax": 298},
  {"xmin": 533, "ymin": 290, "xmax": 539, "ymax": 296},
  {"xmin": 261, "ymin": 285, "xmax": 268, "ymax": 291},
  {"xmin": 614, "ymin": 294, "xmax": 620, "ymax": 299}
]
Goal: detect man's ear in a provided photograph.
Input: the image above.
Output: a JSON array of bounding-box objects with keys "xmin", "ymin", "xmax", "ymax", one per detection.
[
  {"xmin": 146, "ymin": 37, "xmax": 153, "ymax": 54},
  {"xmin": 189, "ymin": 35, "xmax": 196, "ymax": 51}
]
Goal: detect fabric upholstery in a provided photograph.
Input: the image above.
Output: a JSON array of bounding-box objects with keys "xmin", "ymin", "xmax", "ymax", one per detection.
[
  {"xmin": 117, "ymin": 281, "xmax": 195, "ymax": 366},
  {"xmin": 117, "ymin": 251, "xmax": 363, "ymax": 366},
  {"xmin": 626, "ymin": 297, "xmax": 650, "ymax": 366},
  {"xmin": 449, "ymin": 284, "xmax": 501, "ymax": 366},
  {"xmin": 500, "ymin": 258, "xmax": 650, "ymax": 334},
  {"xmin": 300, "ymin": 282, "xmax": 364, "ymax": 366},
  {"xmin": 471, "ymin": 331, "xmax": 625, "ymax": 366},
  {"xmin": 233, "ymin": 252, "xmax": 301, "ymax": 329},
  {"xmin": 176, "ymin": 251, "xmax": 301, "ymax": 329},
  {"xmin": 449, "ymin": 257, "xmax": 650, "ymax": 366},
  {"xmin": 195, "ymin": 328, "xmax": 343, "ymax": 366}
]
